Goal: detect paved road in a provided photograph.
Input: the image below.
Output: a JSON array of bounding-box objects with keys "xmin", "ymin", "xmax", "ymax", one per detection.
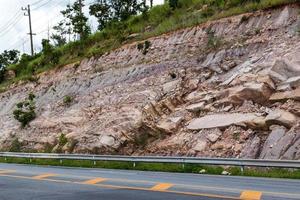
[{"xmin": 0, "ymin": 163, "xmax": 299, "ymax": 200}]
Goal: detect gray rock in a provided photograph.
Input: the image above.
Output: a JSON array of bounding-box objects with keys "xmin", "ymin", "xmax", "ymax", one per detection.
[
  {"xmin": 260, "ymin": 125, "xmax": 287, "ymax": 159},
  {"xmin": 265, "ymin": 109, "xmax": 297, "ymax": 128},
  {"xmin": 225, "ymin": 82, "xmax": 273, "ymax": 105},
  {"xmin": 269, "ymin": 88, "xmax": 300, "ymax": 102},
  {"xmin": 240, "ymin": 136, "xmax": 261, "ymax": 158},
  {"xmin": 187, "ymin": 113, "xmax": 263, "ymax": 130},
  {"xmin": 192, "ymin": 140, "xmax": 207, "ymax": 152},
  {"xmin": 186, "ymin": 102, "xmax": 206, "ymax": 112}
]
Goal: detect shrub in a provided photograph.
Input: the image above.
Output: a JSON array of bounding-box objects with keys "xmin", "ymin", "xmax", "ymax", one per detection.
[
  {"xmin": 63, "ymin": 95, "xmax": 73, "ymax": 106},
  {"xmin": 9, "ymin": 138, "xmax": 21, "ymax": 152},
  {"xmin": 206, "ymin": 28, "xmax": 222, "ymax": 50},
  {"xmin": 13, "ymin": 93, "xmax": 36, "ymax": 127},
  {"xmin": 0, "ymin": 67, "xmax": 6, "ymax": 83},
  {"xmin": 240, "ymin": 15, "xmax": 250, "ymax": 24},
  {"xmin": 137, "ymin": 40, "xmax": 151, "ymax": 55}
]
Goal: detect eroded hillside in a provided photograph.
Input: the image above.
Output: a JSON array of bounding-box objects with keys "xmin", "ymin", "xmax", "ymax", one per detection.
[{"xmin": 0, "ymin": 4, "xmax": 300, "ymax": 159}]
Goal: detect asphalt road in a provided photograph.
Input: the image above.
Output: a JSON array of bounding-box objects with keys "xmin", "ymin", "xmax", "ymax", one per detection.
[{"xmin": 0, "ymin": 163, "xmax": 299, "ymax": 200}]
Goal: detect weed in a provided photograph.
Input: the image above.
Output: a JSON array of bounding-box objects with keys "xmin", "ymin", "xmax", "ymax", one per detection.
[{"xmin": 59, "ymin": 133, "xmax": 68, "ymax": 146}]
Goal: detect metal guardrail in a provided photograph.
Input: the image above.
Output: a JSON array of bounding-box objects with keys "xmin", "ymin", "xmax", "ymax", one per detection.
[{"xmin": 0, "ymin": 152, "xmax": 300, "ymax": 169}]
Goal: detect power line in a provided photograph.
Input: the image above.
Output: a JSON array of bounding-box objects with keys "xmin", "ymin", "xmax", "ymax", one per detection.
[
  {"xmin": 32, "ymin": 0, "xmax": 53, "ymax": 10},
  {"xmin": 0, "ymin": 11, "xmax": 22, "ymax": 32},
  {"xmin": 31, "ymin": 0, "xmax": 49, "ymax": 6},
  {"xmin": 0, "ymin": 14, "xmax": 23, "ymax": 37}
]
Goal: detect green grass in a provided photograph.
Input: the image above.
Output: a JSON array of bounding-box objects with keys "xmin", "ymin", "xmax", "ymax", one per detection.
[
  {"xmin": 0, "ymin": 0, "xmax": 298, "ymax": 92},
  {"xmin": 1, "ymin": 157, "xmax": 300, "ymax": 179}
]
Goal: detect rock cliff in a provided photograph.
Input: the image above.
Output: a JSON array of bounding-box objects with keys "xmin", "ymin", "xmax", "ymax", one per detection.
[{"xmin": 1, "ymin": 4, "xmax": 300, "ymax": 159}]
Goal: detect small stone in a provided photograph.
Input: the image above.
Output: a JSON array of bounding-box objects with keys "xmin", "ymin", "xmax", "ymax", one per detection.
[{"xmin": 221, "ymin": 171, "xmax": 231, "ymax": 175}]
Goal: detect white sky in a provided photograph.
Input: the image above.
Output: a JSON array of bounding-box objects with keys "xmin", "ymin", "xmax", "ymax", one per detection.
[{"xmin": 0, "ymin": 0, "xmax": 164, "ymax": 54}]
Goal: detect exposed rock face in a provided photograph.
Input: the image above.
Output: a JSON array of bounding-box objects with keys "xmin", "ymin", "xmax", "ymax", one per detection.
[{"xmin": 0, "ymin": 4, "xmax": 300, "ymax": 159}]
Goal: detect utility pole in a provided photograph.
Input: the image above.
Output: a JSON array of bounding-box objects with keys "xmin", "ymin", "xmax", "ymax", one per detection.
[{"xmin": 22, "ymin": 5, "xmax": 35, "ymax": 56}]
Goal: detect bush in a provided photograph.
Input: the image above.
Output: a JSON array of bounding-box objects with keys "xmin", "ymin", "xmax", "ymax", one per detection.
[
  {"xmin": 13, "ymin": 93, "xmax": 36, "ymax": 127},
  {"xmin": 9, "ymin": 138, "xmax": 21, "ymax": 152},
  {"xmin": 206, "ymin": 28, "xmax": 222, "ymax": 50},
  {"xmin": 63, "ymin": 95, "xmax": 73, "ymax": 106},
  {"xmin": 0, "ymin": 67, "xmax": 6, "ymax": 83},
  {"xmin": 137, "ymin": 40, "xmax": 151, "ymax": 55}
]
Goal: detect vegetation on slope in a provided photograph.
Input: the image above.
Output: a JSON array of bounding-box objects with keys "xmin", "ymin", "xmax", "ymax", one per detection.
[{"xmin": 0, "ymin": 0, "xmax": 298, "ymax": 92}]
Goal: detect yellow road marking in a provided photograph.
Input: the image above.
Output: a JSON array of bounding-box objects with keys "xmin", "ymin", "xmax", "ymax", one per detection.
[
  {"xmin": 0, "ymin": 173, "xmax": 239, "ymax": 199},
  {"xmin": 240, "ymin": 190, "xmax": 262, "ymax": 200},
  {"xmin": 32, "ymin": 173, "xmax": 57, "ymax": 180},
  {"xmin": 151, "ymin": 183, "xmax": 174, "ymax": 191},
  {"xmin": 83, "ymin": 178, "xmax": 107, "ymax": 185},
  {"xmin": 0, "ymin": 170, "xmax": 15, "ymax": 174}
]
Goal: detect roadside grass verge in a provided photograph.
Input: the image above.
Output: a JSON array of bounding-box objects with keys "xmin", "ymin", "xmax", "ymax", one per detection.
[{"xmin": 1, "ymin": 157, "xmax": 300, "ymax": 179}]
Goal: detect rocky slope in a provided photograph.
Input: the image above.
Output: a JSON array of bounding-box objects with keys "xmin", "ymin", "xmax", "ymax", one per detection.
[{"xmin": 0, "ymin": 4, "xmax": 300, "ymax": 159}]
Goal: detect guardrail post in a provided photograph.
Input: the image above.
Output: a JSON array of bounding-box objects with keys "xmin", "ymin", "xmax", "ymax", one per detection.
[
  {"xmin": 93, "ymin": 156, "xmax": 96, "ymax": 166},
  {"xmin": 133, "ymin": 161, "xmax": 136, "ymax": 168},
  {"xmin": 240, "ymin": 165, "xmax": 245, "ymax": 175}
]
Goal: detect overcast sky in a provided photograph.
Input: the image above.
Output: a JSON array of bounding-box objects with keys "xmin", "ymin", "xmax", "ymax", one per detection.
[{"xmin": 0, "ymin": 0, "xmax": 164, "ymax": 54}]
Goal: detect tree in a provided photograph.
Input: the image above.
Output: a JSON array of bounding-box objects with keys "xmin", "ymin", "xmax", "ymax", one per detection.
[
  {"xmin": 89, "ymin": 0, "xmax": 112, "ymax": 30},
  {"xmin": 169, "ymin": 0, "xmax": 178, "ymax": 9},
  {"xmin": 111, "ymin": 0, "xmax": 146, "ymax": 21},
  {"xmin": 61, "ymin": 0, "xmax": 91, "ymax": 40},
  {"xmin": 51, "ymin": 22, "xmax": 67, "ymax": 46},
  {"xmin": 0, "ymin": 50, "xmax": 20, "ymax": 83},
  {"xmin": 89, "ymin": 0, "xmax": 147, "ymax": 30},
  {"xmin": 0, "ymin": 50, "xmax": 20, "ymax": 67},
  {"xmin": 41, "ymin": 39, "xmax": 60, "ymax": 65}
]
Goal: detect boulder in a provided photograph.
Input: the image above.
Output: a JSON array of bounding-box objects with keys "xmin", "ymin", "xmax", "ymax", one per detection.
[
  {"xmin": 240, "ymin": 136, "xmax": 261, "ymax": 158},
  {"xmin": 280, "ymin": 76, "xmax": 300, "ymax": 89},
  {"xmin": 162, "ymin": 80, "xmax": 180, "ymax": 94},
  {"xmin": 259, "ymin": 125, "xmax": 287, "ymax": 159},
  {"xmin": 157, "ymin": 116, "xmax": 183, "ymax": 133},
  {"xmin": 265, "ymin": 109, "xmax": 297, "ymax": 128},
  {"xmin": 99, "ymin": 135, "xmax": 116, "ymax": 147},
  {"xmin": 225, "ymin": 82, "xmax": 273, "ymax": 105},
  {"xmin": 192, "ymin": 140, "xmax": 207, "ymax": 152},
  {"xmin": 187, "ymin": 113, "xmax": 264, "ymax": 130},
  {"xmin": 186, "ymin": 102, "xmax": 206, "ymax": 112},
  {"xmin": 269, "ymin": 88, "xmax": 300, "ymax": 102},
  {"xmin": 269, "ymin": 59, "xmax": 300, "ymax": 83},
  {"xmin": 185, "ymin": 91, "xmax": 218, "ymax": 104},
  {"xmin": 260, "ymin": 124, "xmax": 300, "ymax": 160},
  {"xmin": 206, "ymin": 129, "xmax": 222, "ymax": 143}
]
